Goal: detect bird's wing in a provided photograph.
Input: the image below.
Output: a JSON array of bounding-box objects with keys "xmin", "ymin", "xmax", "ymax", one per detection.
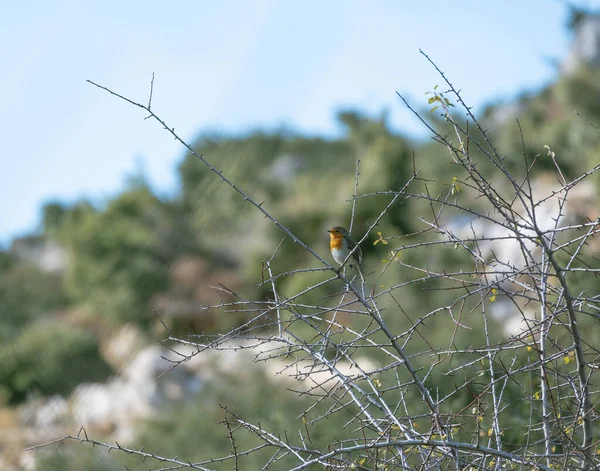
[{"xmin": 347, "ymin": 238, "xmax": 362, "ymax": 264}]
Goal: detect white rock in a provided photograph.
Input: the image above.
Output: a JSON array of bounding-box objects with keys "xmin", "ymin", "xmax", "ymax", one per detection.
[
  {"xmin": 563, "ymin": 14, "xmax": 600, "ymax": 74},
  {"xmin": 71, "ymin": 345, "xmax": 204, "ymax": 442}
]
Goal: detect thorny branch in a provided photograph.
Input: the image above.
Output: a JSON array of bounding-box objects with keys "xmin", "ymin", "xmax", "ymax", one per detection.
[{"xmin": 28, "ymin": 56, "xmax": 600, "ymax": 471}]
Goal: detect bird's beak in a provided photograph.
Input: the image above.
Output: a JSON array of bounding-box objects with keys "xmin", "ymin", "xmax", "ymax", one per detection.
[{"xmin": 327, "ymin": 229, "xmax": 332, "ymax": 233}]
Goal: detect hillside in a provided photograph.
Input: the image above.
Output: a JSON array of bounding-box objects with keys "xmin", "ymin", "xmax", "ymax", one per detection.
[{"xmin": 3, "ymin": 11, "xmax": 600, "ymax": 471}]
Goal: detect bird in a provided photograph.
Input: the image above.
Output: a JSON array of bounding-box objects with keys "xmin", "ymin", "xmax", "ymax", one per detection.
[{"xmin": 327, "ymin": 226, "xmax": 364, "ymax": 281}]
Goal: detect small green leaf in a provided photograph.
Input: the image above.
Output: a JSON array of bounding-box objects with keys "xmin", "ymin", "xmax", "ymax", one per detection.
[{"xmin": 374, "ymin": 231, "xmax": 388, "ymax": 246}]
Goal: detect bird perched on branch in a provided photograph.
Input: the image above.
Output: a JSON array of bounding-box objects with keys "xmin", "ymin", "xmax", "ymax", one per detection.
[{"xmin": 327, "ymin": 226, "xmax": 364, "ymax": 282}]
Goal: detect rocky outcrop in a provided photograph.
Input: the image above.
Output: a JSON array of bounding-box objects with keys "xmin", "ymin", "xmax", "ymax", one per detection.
[
  {"xmin": 445, "ymin": 173, "xmax": 598, "ymax": 335},
  {"xmin": 563, "ymin": 14, "xmax": 600, "ymax": 74},
  {"xmin": 13, "ymin": 326, "xmax": 378, "ymax": 468},
  {"xmin": 10, "ymin": 237, "xmax": 66, "ymax": 274}
]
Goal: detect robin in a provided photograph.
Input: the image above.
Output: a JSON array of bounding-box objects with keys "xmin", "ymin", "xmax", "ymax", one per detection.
[{"xmin": 327, "ymin": 226, "xmax": 364, "ymax": 281}]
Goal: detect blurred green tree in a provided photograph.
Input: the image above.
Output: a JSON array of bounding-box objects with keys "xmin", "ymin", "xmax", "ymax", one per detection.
[
  {"xmin": 0, "ymin": 321, "xmax": 112, "ymax": 404},
  {"xmin": 0, "ymin": 258, "xmax": 68, "ymax": 340},
  {"xmin": 56, "ymin": 187, "xmax": 174, "ymax": 325}
]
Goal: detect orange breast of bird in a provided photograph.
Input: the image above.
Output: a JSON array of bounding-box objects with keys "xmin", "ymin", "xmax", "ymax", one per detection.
[{"xmin": 329, "ymin": 233, "xmax": 345, "ymax": 251}]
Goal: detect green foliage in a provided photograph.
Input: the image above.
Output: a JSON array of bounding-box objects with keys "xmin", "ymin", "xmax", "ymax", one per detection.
[
  {"xmin": 56, "ymin": 187, "xmax": 173, "ymax": 325},
  {"xmin": 179, "ymin": 129, "xmax": 351, "ymax": 254},
  {"xmin": 35, "ymin": 446, "xmax": 124, "ymax": 471},
  {"xmin": 491, "ymin": 67, "xmax": 600, "ymax": 181},
  {"xmin": 42, "ymin": 201, "xmax": 68, "ymax": 237},
  {"xmin": 0, "ymin": 260, "xmax": 68, "ymax": 339},
  {"xmin": 426, "ymin": 85, "xmax": 455, "ymax": 114},
  {"xmin": 177, "ymin": 112, "xmax": 414, "ymax": 302},
  {"xmin": 0, "ymin": 250, "xmax": 13, "ymax": 272},
  {"xmin": 0, "ymin": 321, "xmax": 112, "ymax": 404}
]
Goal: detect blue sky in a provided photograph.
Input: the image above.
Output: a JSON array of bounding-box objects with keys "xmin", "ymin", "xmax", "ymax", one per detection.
[{"xmin": 1, "ymin": 0, "xmax": 598, "ymax": 246}]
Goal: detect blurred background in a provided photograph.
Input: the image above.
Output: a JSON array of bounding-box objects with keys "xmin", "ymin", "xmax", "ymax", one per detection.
[{"xmin": 2, "ymin": 1, "xmax": 600, "ymax": 469}]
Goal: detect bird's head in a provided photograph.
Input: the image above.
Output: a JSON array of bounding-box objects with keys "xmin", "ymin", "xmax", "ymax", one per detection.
[{"xmin": 327, "ymin": 226, "xmax": 348, "ymax": 238}]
